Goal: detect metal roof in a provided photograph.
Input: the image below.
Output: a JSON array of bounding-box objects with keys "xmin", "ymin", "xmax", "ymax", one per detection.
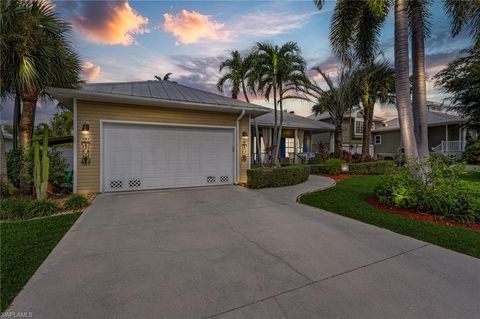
[
  {"xmin": 309, "ymin": 110, "xmax": 386, "ymax": 122},
  {"xmin": 48, "ymin": 81, "xmax": 271, "ymax": 116},
  {"xmin": 374, "ymin": 111, "xmax": 466, "ymax": 132},
  {"xmin": 255, "ymin": 111, "xmax": 334, "ymax": 131}
]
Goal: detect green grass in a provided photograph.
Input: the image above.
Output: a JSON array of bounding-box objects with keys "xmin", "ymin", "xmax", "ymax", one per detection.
[
  {"xmin": 460, "ymin": 171, "xmax": 480, "ymax": 192},
  {"xmin": 300, "ymin": 175, "xmax": 480, "ymax": 258},
  {"xmin": 0, "ymin": 213, "xmax": 81, "ymax": 311}
]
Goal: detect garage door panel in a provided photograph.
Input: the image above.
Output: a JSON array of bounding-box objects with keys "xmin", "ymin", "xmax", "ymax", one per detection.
[{"xmin": 103, "ymin": 123, "xmax": 235, "ymax": 192}]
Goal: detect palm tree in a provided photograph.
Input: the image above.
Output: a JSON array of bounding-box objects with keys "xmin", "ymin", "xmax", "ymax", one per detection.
[
  {"xmin": 298, "ymin": 67, "xmax": 359, "ymax": 157},
  {"xmin": 352, "ymin": 61, "xmax": 395, "ymax": 160},
  {"xmin": 315, "ymin": 0, "xmax": 420, "ymax": 160},
  {"xmin": 395, "ymin": 0, "xmax": 419, "ymax": 160},
  {"xmin": 252, "ymin": 42, "xmax": 307, "ymax": 165},
  {"xmin": 154, "ymin": 73, "xmax": 173, "ymax": 81},
  {"xmin": 444, "ymin": 0, "xmax": 480, "ymax": 47},
  {"xmin": 1, "ymin": 0, "xmax": 81, "ymax": 192}
]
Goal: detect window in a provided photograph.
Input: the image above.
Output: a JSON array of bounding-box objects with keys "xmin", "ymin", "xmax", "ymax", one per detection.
[
  {"xmin": 285, "ymin": 138, "xmax": 295, "ymax": 157},
  {"xmin": 374, "ymin": 135, "xmax": 381, "ymax": 145},
  {"xmin": 354, "ymin": 119, "xmax": 364, "ymax": 136},
  {"xmin": 354, "ymin": 119, "xmax": 375, "ymax": 136}
]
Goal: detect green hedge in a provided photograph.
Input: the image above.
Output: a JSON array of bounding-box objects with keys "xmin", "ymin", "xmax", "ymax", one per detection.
[
  {"xmin": 247, "ymin": 165, "xmax": 310, "ymax": 189},
  {"xmin": 309, "ymin": 160, "xmax": 395, "ymax": 175}
]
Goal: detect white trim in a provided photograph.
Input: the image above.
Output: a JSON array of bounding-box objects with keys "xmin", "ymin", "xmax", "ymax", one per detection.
[
  {"xmin": 248, "ymin": 114, "xmax": 252, "ymax": 170},
  {"xmin": 235, "ymin": 110, "xmax": 246, "ymax": 184},
  {"xmin": 374, "ymin": 135, "xmax": 382, "ymax": 145},
  {"xmin": 73, "ymin": 98, "xmax": 77, "ymax": 193},
  {"xmin": 99, "ymin": 119, "xmax": 237, "ymax": 192},
  {"xmin": 354, "ymin": 119, "xmax": 363, "ymax": 136}
]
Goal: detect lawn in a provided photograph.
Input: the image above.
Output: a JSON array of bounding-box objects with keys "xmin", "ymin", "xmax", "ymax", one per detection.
[
  {"xmin": 300, "ymin": 175, "xmax": 480, "ymax": 258},
  {"xmin": 0, "ymin": 213, "xmax": 81, "ymax": 311},
  {"xmin": 460, "ymin": 171, "xmax": 480, "ymax": 191}
]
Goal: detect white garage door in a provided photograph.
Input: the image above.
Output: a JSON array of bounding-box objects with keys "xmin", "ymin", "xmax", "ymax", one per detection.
[{"xmin": 102, "ymin": 122, "xmax": 235, "ymax": 192}]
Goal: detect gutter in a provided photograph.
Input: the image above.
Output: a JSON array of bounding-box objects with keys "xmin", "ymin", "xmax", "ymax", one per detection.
[{"xmin": 235, "ymin": 110, "xmax": 246, "ymax": 184}]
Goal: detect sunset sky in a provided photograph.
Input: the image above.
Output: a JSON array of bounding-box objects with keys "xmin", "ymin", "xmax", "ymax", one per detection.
[{"xmin": 0, "ymin": 0, "xmax": 475, "ymax": 125}]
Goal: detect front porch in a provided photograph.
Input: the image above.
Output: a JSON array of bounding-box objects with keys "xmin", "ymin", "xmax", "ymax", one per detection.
[{"xmin": 430, "ymin": 123, "xmax": 467, "ymax": 154}]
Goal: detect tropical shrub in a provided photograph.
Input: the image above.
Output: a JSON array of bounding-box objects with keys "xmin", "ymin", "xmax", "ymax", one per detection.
[
  {"xmin": 0, "ymin": 175, "xmax": 17, "ymax": 197},
  {"xmin": 0, "ymin": 197, "xmax": 32, "ymax": 220},
  {"xmin": 340, "ymin": 151, "xmax": 352, "ymax": 163},
  {"xmin": 63, "ymin": 194, "xmax": 89, "ymax": 210},
  {"xmin": 463, "ymin": 139, "xmax": 480, "ymax": 164},
  {"xmin": 323, "ymin": 159, "xmax": 346, "ymax": 175},
  {"xmin": 29, "ymin": 199, "xmax": 60, "ymax": 217},
  {"xmin": 376, "ymin": 156, "xmax": 479, "ymax": 223},
  {"xmin": 6, "ymin": 147, "xmax": 67, "ymax": 191},
  {"xmin": 247, "ymin": 165, "xmax": 310, "ymax": 189}
]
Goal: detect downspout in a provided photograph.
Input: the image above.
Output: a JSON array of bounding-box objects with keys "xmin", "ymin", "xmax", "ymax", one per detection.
[{"xmin": 235, "ymin": 110, "xmax": 246, "ymax": 184}]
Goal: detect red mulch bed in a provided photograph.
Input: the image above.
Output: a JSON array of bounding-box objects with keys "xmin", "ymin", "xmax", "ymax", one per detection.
[
  {"xmin": 317, "ymin": 173, "xmax": 353, "ymax": 181},
  {"xmin": 365, "ymin": 196, "xmax": 480, "ymax": 232}
]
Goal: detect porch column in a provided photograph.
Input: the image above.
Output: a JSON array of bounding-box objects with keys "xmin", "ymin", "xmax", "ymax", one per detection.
[
  {"xmin": 294, "ymin": 129, "xmax": 298, "ymax": 163},
  {"xmin": 462, "ymin": 127, "xmax": 467, "ymax": 151},
  {"xmin": 445, "ymin": 124, "xmax": 449, "ymax": 152}
]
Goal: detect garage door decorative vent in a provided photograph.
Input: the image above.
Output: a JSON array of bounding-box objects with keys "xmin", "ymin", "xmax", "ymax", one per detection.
[
  {"xmin": 109, "ymin": 179, "xmax": 123, "ymax": 189},
  {"xmin": 220, "ymin": 176, "xmax": 229, "ymax": 183},
  {"xmin": 207, "ymin": 176, "xmax": 216, "ymax": 184},
  {"xmin": 128, "ymin": 178, "xmax": 142, "ymax": 188}
]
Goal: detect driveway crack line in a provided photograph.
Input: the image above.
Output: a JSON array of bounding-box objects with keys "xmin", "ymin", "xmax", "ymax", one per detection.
[{"xmin": 204, "ymin": 243, "xmax": 431, "ymax": 319}]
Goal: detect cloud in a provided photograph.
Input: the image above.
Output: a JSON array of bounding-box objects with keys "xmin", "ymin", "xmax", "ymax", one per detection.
[
  {"xmin": 73, "ymin": 1, "xmax": 149, "ymax": 46},
  {"xmin": 232, "ymin": 11, "xmax": 317, "ymax": 38},
  {"xmin": 81, "ymin": 61, "xmax": 101, "ymax": 82},
  {"xmin": 162, "ymin": 10, "xmax": 229, "ymax": 45}
]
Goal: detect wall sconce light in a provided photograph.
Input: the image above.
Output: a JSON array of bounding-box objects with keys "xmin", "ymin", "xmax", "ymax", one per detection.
[
  {"xmin": 341, "ymin": 163, "xmax": 349, "ymax": 172},
  {"xmin": 81, "ymin": 122, "xmax": 90, "ymax": 133},
  {"xmin": 242, "ymin": 131, "xmax": 248, "ymax": 138}
]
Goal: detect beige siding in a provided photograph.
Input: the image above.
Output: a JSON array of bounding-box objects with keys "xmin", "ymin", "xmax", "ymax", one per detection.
[
  {"xmin": 374, "ymin": 130, "xmax": 401, "ymax": 155},
  {"xmin": 76, "ymin": 100, "xmax": 249, "ymax": 193}
]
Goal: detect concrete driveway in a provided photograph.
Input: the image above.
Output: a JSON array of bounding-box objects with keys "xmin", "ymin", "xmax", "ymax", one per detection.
[{"xmin": 8, "ymin": 176, "xmax": 480, "ymax": 318}]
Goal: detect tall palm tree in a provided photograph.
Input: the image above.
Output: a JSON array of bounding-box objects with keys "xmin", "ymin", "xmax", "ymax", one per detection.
[
  {"xmin": 395, "ymin": 0, "xmax": 419, "ymax": 160},
  {"xmin": 297, "ymin": 67, "xmax": 359, "ymax": 157},
  {"xmin": 217, "ymin": 50, "xmax": 262, "ymax": 164},
  {"xmin": 154, "ymin": 73, "xmax": 173, "ymax": 81},
  {"xmin": 1, "ymin": 0, "xmax": 81, "ymax": 192},
  {"xmin": 352, "ymin": 61, "xmax": 395, "ymax": 160},
  {"xmin": 315, "ymin": 0, "xmax": 420, "ymax": 160},
  {"xmin": 252, "ymin": 42, "xmax": 307, "ymax": 165}
]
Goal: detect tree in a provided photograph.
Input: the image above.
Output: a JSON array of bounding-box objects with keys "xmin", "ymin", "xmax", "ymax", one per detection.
[
  {"xmin": 352, "ymin": 61, "xmax": 395, "ymax": 160},
  {"xmin": 435, "ymin": 47, "xmax": 480, "ymax": 130},
  {"xmin": 217, "ymin": 50, "xmax": 262, "ymax": 163},
  {"xmin": 154, "ymin": 73, "xmax": 173, "ymax": 81},
  {"xmin": 252, "ymin": 42, "xmax": 307, "ymax": 165},
  {"xmin": 305, "ymin": 67, "xmax": 359, "ymax": 157},
  {"xmin": 444, "ymin": 0, "xmax": 480, "ymax": 48},
  {"xmin": 1, "ymin": 0, "xmax": 81, "ymax": 192}
]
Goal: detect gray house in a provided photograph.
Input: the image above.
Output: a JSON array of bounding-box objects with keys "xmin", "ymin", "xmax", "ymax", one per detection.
[{"xmin": 373, "ymin": 111, "xmax": 468, "ymax": 159}]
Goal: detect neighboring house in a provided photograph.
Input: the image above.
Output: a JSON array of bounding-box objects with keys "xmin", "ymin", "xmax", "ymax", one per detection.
[
  {"xmin": 48, "ymin": 81, "xmax": 270, "ymax": 193},
  {"xmin": 309, "ymin": 110, "xmax": 386, "ymax": 156},
  {"xmin": 251, "ymin": 111, "xmax": 334, "ymax": 164},
  {"xmin": 373, "ymin": 111, "xmax": 469, "ymax": 159},
  {"xmin": 1, "ymin": 129, "xmax": 13, "ymax": 153}
]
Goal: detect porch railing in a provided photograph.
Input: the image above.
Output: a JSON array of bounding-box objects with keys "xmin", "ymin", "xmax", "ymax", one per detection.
[{"xmin": 432, "ymin": 140, "xmax": 466, "ymax": 153}]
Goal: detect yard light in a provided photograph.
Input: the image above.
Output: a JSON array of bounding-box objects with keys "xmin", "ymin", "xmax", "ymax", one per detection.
[
  {"xmin": 341, "ymin": 163, "xmax": 349, "ymax": 172},
  {"xmin": 242, "ymin": 131, "xmax": 248, "ymax": 138}
]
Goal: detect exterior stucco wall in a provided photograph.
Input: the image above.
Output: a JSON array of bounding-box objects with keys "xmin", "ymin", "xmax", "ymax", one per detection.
[{"xmin": 75, "ymin": 100, "xmax": 249, "ymax": 193}]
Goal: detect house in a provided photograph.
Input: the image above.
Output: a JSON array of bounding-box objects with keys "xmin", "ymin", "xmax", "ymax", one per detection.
[
  {"xmin": 48, "ymin": 81, "xmax": 270, "ymax": 193},
  {"xmin": 309, "ymin": 110, "xmax": 386, "ymax": 156},
  {"xmin": 251, "ymin": 111, "xmax": 334, "ymax": 164},
  {"xmin": 373, "ymin": 110, "xmax": 469, "ymax": 159}
]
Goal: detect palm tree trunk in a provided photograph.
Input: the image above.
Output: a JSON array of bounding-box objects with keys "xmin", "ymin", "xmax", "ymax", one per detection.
[
  {"xmin": 13, "ymin": 92, "xmax": 21, "ymax": 151},
  {"xmin": 19, "ymin": 94, "xmax": 37, "ymax": 193},
  {"xmin": 395, "ymin": 0, "xmax": 418, "ymax": 161},
  {"xmin": 334, "ymin": 119, "xmax": 343, "ymax": 158},
  {"xmin": 272, "ymin": 75, "xmax": 280, "ymax": 166},
  {"xmin": 361, "ymin": 105, "xmax": 373, "ymax": 161},
  {"xmin": 411, "ymin": 5, "xmax": 429, "ymax": 159},
  {"xmin": 274, "ymin": 94, "xmax": 284, "ymax": 167}
]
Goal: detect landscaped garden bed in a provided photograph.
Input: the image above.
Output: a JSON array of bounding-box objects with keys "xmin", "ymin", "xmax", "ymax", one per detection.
[
  {"xmin": 247, "ymin": 165, "xmax": 310, "ymax": 188},
  {"xmin": 300, "ymin": 174, "xmax": 480, "ymax": 258}
]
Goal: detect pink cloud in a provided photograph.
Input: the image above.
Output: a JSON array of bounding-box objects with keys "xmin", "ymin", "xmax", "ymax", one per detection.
[
  {"xmin": 73, "ymin": 1, "xmax": 149, "ymax": 46},
  {"xmin": 162, "ymin": 10, "xmax": 229, "ymax": 45},
  {"xmin": 81, "ymin": 61, "xmax": 101, "ymax": 82}
]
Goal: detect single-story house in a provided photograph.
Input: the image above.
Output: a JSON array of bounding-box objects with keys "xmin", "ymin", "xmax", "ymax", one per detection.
[
  {"xmin": 373, "ymin": 111, "xmax": 469, "ymax": 159},
  {"xmin": 251, "ymin": 111, "xmax": 334, "ymax": 164},
  {"xmin": 48, "ymin": 81, "xmax": 270, "ymax": 193}
]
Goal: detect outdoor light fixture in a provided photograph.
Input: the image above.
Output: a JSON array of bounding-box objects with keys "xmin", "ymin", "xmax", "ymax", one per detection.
[
  {"xmin": 341, "ymin": 163, "xmax": 349, "ymax": 172},
  {"xmin": 242, "ymin": 131, "xmax": 248, "ymax": 138},
  {"xmin": 81, "ymin": 122, "xmax": 90, "ymax": 133}
]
